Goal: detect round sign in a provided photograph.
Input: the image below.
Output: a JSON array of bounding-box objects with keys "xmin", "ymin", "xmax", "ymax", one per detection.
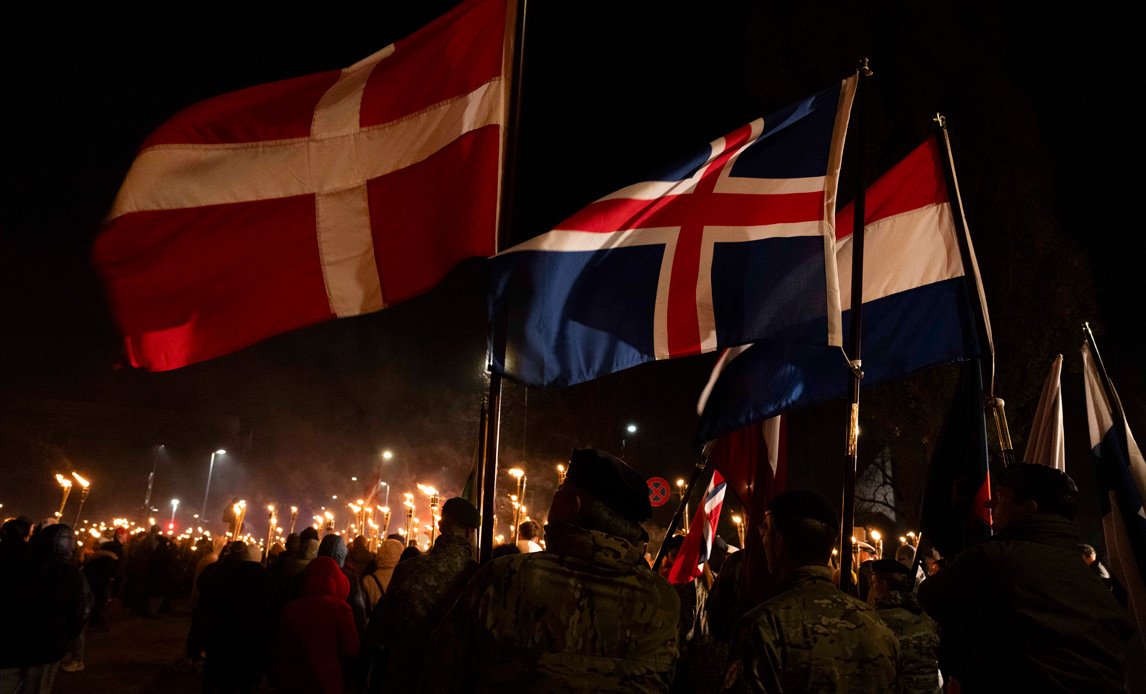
[{"xmin": 647, "ymin": 477, "xmax": 671, "ymax": 507}]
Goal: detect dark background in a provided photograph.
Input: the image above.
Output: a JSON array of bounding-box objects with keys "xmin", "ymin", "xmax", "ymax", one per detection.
[{"xmin": 2, "ymin": 2, "xmax": 1141, "ymax": 552}]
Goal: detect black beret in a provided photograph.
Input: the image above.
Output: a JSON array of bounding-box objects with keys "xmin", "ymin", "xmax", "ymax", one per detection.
[
  {"xmin": 870, "ymin": 559, "xmax": 911, "ymax": 576},
  {"xmin": 565, "ymin": 448, "xmax": 652, "ymax": 524},
  {"xmin": 441, "ymin": 497, "xmax": 481, "ymax": 529},
  {"xmin": 766, "ymin": 490, "xmax": 839, "ymax": 530}
]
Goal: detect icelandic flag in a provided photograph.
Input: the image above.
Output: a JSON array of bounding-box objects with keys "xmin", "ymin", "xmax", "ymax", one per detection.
[
  {"xmin": 696, "ymin": 136, "xmax": 984, "ymax": 444},
  {"xmin": 488, "ymin": 77, "xmax": 857, "ymax": 387},
  {"xmin": 668, "ymin": 469, "xmax": 727, "ymax": 585},
  {"xmin": 1083, "ymin": 343, "xmax": 1146, "ymax": 647},
  {"xmin": 1024, "ymin": 354, "xmax": 1065, "ymax": 471}
]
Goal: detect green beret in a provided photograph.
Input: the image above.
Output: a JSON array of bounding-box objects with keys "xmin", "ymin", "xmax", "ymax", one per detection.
[
  {"xmin": 441, "ymin": 497, "xmax": 480, "ymax": 529},
  {"xmin": 766, "ymin": 490, "xmax": 839, "ymax": 530},
  {"xmin": 565, "ymin": 448, "xmax": 652, "ymax": 525},
  {"xmin": 870, "ymin": 559, "xmax": 910, "ymax": 576}
]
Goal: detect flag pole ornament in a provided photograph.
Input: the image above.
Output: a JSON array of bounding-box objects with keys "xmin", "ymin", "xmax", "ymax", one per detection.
[
  {"xmin": 488, "ymin": 74, "xmax": 858, "ymax": 387},
  {"xmin": 1082, "ymin": 324, "xmax": 1146, "ymax": 648},
  {"xmin": 95, "ymin": 0, "xmax": 516, "ymax": 371}
]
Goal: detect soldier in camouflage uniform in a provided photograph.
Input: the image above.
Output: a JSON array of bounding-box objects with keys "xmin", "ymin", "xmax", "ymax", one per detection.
[
  {"xmin": 868, "ymin": 559, "xmax": 940, "ymax": 694},
  {"xmin": 367, "ymin": 497, "xmax": 479, "ymax": 692},
  {"xmin": 421, "ymin": 448, "xmax": 680, "ymax": 693},
  {"xmin": 720, "ymin": 491, "xmax": 902, "ymax": 693}
]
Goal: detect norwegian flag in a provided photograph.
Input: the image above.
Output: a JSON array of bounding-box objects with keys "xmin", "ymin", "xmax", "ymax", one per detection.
[
  {"xmin": 94, "ymin": 0, "xmax": 514, "ymax": 370},
  {"xmin": 488, "ymin": 78, "xmax": 856, "ymax": 387},
  {"xmin": 668, "ymin": 469, "xmax": 727, "ymax": 585}
]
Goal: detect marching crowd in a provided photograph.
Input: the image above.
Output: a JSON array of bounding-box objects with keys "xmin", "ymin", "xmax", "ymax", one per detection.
[{"xmin": 0, "ymin": 450, "xmax": 1137, "ymax": 693}]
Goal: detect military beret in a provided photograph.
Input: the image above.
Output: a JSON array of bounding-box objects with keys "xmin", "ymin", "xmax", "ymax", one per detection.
[
  {"xmin": 441, "ymin": 497, "xmax": 481, "ymax": 529},
  {"xmin": 870, "ymin": 559, "xmax": 911, "ymax": 576},
  {"xmin": 766, "ymin": 490, "xmax": 839, "ymax": 530},
  {"xmin": 565, "ymin": 448, "xmax": 652, "ymax": 525}
]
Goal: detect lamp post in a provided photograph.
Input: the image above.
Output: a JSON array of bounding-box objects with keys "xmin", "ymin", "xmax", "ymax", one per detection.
[
  {"xmin": 55, "ymin": 474, "xmax": 72, "ymax": 518},
  {"xmin": 200, "ymin": 450, "xmax": 226, "ymax": 524},
  {"xmin": 621, "ymin": 423, "xmax": 638, "ymax": 455},
  {"xmin": 71, "ymin": 473, "xmax": 91, "ymax": 527},
  {"xmin": 379, "ymin": 481, "xmax": 390, "ymax": 509}
]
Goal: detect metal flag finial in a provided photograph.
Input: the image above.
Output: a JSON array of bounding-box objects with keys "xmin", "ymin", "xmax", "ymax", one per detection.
[
  {"xmin": 933, "ymin": 112, "xmax": 946, "ymax": 128},
  {"xmin": 859, "ymin": 58, "xmax": 873, "ymax": 77}
]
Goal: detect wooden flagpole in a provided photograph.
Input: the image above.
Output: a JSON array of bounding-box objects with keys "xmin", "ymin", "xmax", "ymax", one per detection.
[
  {"xmin": 480, "ymin": 0, "xmax": 529, "ymax": 564},
  {"xmin": 838, "ymin": 59, "xmax": 872, "ymax": 597},
  {"xmin": 932, "ymin": 115, "xmax": 1015, "ymax": 466}
]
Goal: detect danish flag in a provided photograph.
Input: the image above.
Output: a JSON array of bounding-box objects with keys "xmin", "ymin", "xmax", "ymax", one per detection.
[{"xmin": 94, "ymin": 0, "xmax": 514, "ymax": 370}]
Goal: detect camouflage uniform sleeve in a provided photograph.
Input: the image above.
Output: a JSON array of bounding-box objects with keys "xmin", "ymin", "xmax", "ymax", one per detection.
[
  {"xmin": 719, "ymin": 614, "xmax": 782, "ymax": 694},
  {"xmin": 419, "ymin": 562, "xmax": 492, "ymax": 694}
]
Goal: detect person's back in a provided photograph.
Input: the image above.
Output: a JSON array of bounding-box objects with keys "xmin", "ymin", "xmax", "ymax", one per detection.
[
  {"xmin": 721, "ymin": 491, "xmax": 900, "ymax": 693},
  {"xmin": 869, "ymin": 560, "xmax": 939, "ymax": 694},
  {"xmin": 918, "ymin": 465, "xmax": 1132, "ymax": 693},
  {"xmin": 424, "ymin": 449, "xmax": 680, "ymax": 693},
  {"xmin": 361, "ymin": 538, "xmax": 403, "ymax": 612},
  {"xmin": 278, "ymin": 556, "xmax": 358, "ymax": 694}
]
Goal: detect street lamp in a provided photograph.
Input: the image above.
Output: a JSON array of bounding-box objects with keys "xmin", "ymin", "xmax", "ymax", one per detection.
[
  {"xmin": 71, "ymin": 473, "xmax": 91, "ymax": 527},
  {"xmin": 622, "ymin": 423, "xmax": 638, "ymax": 455},
  {"xmin": 382, "ymin": 450, "xmax": 393, "ymax": 461},
  {"xmin": 55, "ymin": 474, "xmax": 73, "ymax": 517},
  {"xmin": 379, "ymin": 481, "xmax": 390, "ymax": 509},
  {"xmin": 627, "ymin": 424, "xmax": 638, "ymax": 434},
  {"xmin": 200, "ymin": 450, "xmax": 226, "ymax": 524}
]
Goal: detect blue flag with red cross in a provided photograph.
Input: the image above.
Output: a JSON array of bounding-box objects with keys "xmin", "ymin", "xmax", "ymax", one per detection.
[{"xmin": 487, "ymin": 77, "xmax": 856, "ymax": 387}]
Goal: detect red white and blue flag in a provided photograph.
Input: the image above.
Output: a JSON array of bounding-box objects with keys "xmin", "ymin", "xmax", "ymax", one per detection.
[
  {"xmin": 696, "ymin": 137, "xmax": 985, "ymax": 443},
  {"xmin": 1083, "ymin": 343, "xmax": 1146, "ymax": 648},
  {"xmin": 668, "ymin": 469, "xmax": 727, "ymax": 585},
  {"xmin": 94, "ymin": 0, "xmax": 514, "ymax": 370},
  {"xmin": 488, "ymin": 78, "xmax": 857, "ymax": 386}
]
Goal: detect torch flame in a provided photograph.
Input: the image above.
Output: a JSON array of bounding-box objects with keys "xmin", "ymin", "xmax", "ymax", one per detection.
[
  {"xmin": 72, "ymin": 472, "xmax": 90, "ymax": 488},
  {"xmin": 417, "ymin": 484, "xmax": 438, "ymax": 496},
  {"xmin": 324, "ymin": 511, "xmax": 334, "ymax": 521},
  {"xmin": 378, "ymin": 506, "xmax": 389, "ymax": 514},
  {"xmin": 508, "ymin": 468, "xmax": 524, "ymax": 479}
]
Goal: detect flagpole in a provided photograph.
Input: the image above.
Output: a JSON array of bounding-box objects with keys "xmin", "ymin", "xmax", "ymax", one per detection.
[
  {"xmin": 932, "ymin": 114, "xmax": 1015, "ymax": 466},
  {"xmin": 1083, "ymin": 322, "xmax": 1130, "ymax": 454},
  {"xmin": 480, "ymin": 0, "xmax": 529, "ymax": 564},
  {"xmin": 838, "ymin": 59, "xmax": 872, "ymax": 597},
  {"xmin": 652, "ymin": 443, "xmax": 716, "ymax": 572}
]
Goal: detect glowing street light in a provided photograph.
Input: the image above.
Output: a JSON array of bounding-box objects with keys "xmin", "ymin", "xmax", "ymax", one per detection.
[
  {"xmin": 200, "ymin": 450, "xmax": 226, "ymax": 524},
  {"xmin": 382, "ymin": 450, "xmax": 393, "ymax": 461},
  {"xmin": 627, "ymin": 424, "xmax": 638, "ymax": 434}
]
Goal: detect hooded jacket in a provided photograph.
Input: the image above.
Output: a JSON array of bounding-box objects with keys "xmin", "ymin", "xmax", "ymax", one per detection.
[
  {"xmin": 315, "ymin": 535, "xmax": 368, "ymax": 633},
  {"xmin": 0, "ymin": 524, "xmax": 92, "ymax": 667},
  {"xmin": 277, "ymin": 556, "xmax": 359, "ymax": 694},
  {"xmin": 919, "ymin": 514, "xmax": 1133, "ymax": 693},
  {"xmin": 361, "ymin": 538, "xmax": 404, "ymax": 611}
]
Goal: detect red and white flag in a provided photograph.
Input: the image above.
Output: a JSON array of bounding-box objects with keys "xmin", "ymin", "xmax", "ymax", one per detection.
[
  {"xmin": 668, "ymin": 469, "xmax": 727, "ymax": 585},
  {"xmin": 94, "ymin": 0, "xmax": 514, "ymax": 370}
]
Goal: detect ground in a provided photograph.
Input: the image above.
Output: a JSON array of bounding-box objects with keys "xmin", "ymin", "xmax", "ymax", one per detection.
[{"xmin": 54, "ymin": 599, "xmax": 200, "ymax": 694}]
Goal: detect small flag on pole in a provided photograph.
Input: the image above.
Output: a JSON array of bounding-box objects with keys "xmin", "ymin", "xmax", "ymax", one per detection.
[
  {"xmin": 1024, "ymin": 354, "xmax": 1065, "ymax": 471},
  {"xmin": 668, "ymin": 470, "xmax": 727, "ymax": 585},
  {"xmin": 1082, "ymin": 341, "xmax": 1146, "ymax": 648}
]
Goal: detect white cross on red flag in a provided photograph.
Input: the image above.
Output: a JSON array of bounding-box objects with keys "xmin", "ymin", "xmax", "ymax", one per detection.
[{"xmin": 94, "ymin": 0, "xmax": 514, "ymax": 370}]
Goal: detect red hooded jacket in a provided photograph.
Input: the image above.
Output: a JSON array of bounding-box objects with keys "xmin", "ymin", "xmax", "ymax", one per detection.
[{"xmin": 276, "ymin": 556, "xmax": 359, "ymax": 694}]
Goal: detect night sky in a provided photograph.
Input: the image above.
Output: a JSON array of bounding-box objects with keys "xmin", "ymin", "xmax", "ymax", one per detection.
[{"xmin": 3, "ymin": 2, "xmax": 1141, "ymax": 550}]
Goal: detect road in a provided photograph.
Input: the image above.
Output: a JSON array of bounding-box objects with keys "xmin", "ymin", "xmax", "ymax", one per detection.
[{"xmin": 54, "ymin": 599, "xmax": 200, "ymax": 694}]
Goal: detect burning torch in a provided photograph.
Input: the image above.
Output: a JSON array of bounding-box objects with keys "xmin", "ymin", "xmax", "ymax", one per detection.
[
  {"xmin": 265, "ymin": 505, "xmax": 276, "ymax": 565},
  {"xmin": 417, "ymin": 484, "xmax": 439, "ymax": 546},
  {"xmin": 71, "ymin": 472, "xmax": 91, "ymax": 527},
  {"xmin": 55, "ymin": 474, "xmax": 73, "ymax": 518},
  {"xmin": 403, "ymin": 493, "xmax": 415, "ymax": 547},
  {"xmin": 289, "ymin": 506, "xmax": 298, "ymax": 535}
]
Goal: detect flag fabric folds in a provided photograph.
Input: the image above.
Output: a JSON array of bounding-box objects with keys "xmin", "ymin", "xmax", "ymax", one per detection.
[
  {"xmin": 1082, "ymin": 343, "xmax": 1146, "ymax": 646},
  {"xmin": 668, "ymin": 470, "xmax": 727, "ymax": 585},
  {"xmin": 488, "ymin": 78, "xmax": 857, "ymax": 387},
  {"xmin": 1024, "ymin": 354, "xmax": 1066, "ymax": 471},
  {"xmin": 93, "ymin": 0, "xmax": 514, "ymax": 371},
  {"xmin": 696, "ymin": 136, "xmax": 983, "ymax": 444},
  {"xmin": 920, "ymin": 359, "xmax": 992, "ymax": 560}
]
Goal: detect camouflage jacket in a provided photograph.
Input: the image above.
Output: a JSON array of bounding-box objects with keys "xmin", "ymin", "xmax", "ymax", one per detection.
[
  {"xmin": 420, "ymin": 523, "xmax": 680, "ymax": 693},
  {"xmin": 875, "ymin": 591, "xmax": 940, "ymax": 694},
  {"xmin": 721, "ymin": 566, "xmax": 903, "ymax": 694},
  {"xmin": 378, "ymin": 533, "xmax": 477, "ymax": 690}
]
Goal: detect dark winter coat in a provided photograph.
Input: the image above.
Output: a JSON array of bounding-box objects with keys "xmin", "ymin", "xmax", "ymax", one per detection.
[
  {"xmin": 919, "ymin": 514, "xmax": 1134, "ymax": 693},
  {"xmin": 0, "ymin": 524, "xmax": 91, "ymax": 667},
  {"xmin": 277, "ymin": 556, "xmax": 359, "ymax": 694}
]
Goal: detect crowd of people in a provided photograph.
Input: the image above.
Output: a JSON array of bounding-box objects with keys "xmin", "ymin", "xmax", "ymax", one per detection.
[{"xmin": 0, "ymin": 452, "xmax": 1138, "ymax": 693}]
